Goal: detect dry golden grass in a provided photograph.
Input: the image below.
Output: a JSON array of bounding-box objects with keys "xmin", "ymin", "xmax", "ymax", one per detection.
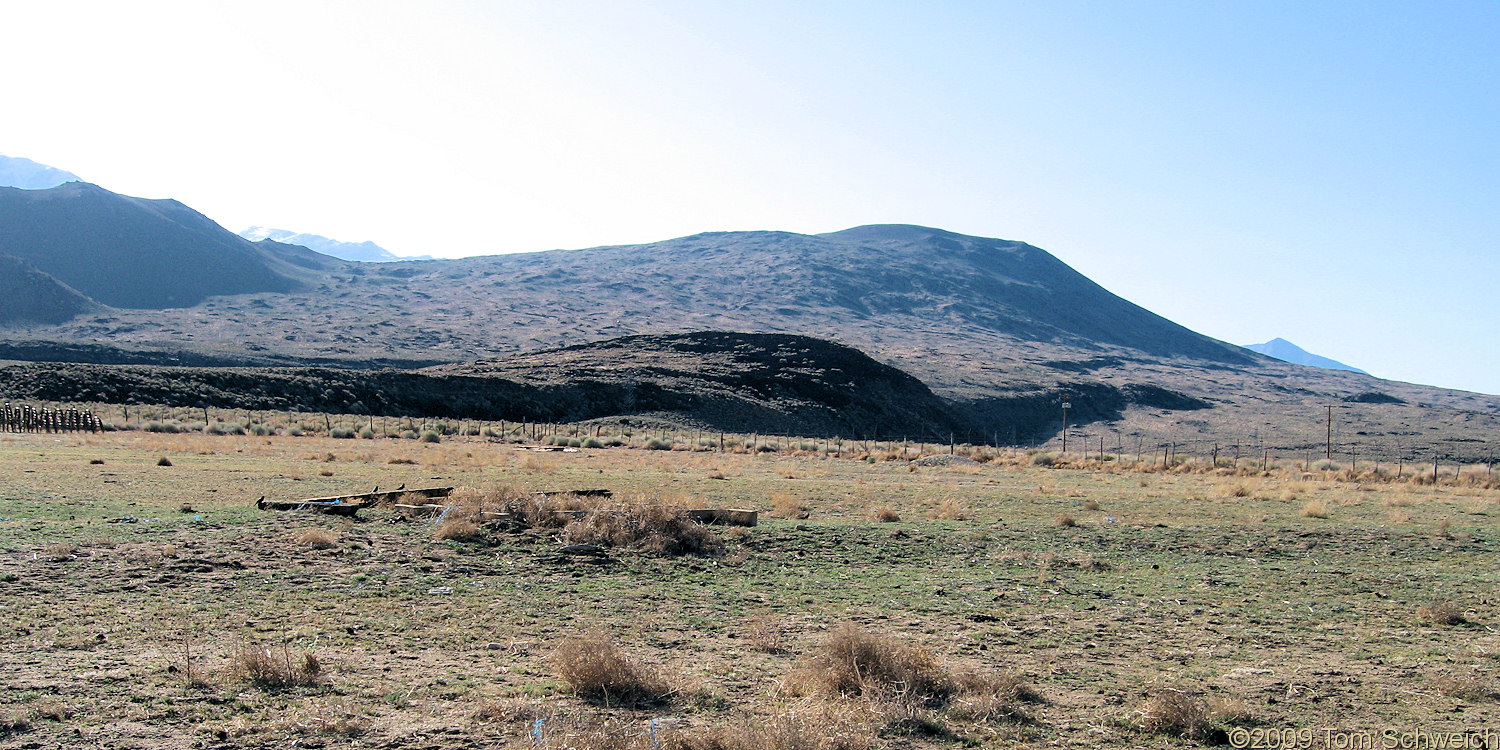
[
  {"xmin": 292, "ymin": 527, "xmax": 338, "ymax": 549},
  {"xmin": 551, "ymin": 631, "xmax": 673, "ymax": 708},
  {"xmin": 1300, "ymin": 499, "xmax": 1329, "ymax": 518},
  {"xmin": 1054, "ymin": 514, "xmax": 1077, "ymax": 528},
  {"xmin": 669, "ymin": 699, "xmax": 873, "ymax": 750},
  {"xmin": 435, "ymin": 516, "xmax": 482, "ymax": 542},
  {"xmin": 771, "ymin": 493, "xmax": 810, "ymax": 519},
  {"xmin": 269, "ymin": 700, "xmax": 371, "ymax": 737},
  {"xmin": 521, "ymin": 453, "xmax": 556, "ymax": 473},
  {"xmin": 927, "ymin": 499, "xmax": 966, "ymax": 521},
  {"xmin": 872, "ymin": 506, "xmax": 901, "ymax": 523},
  {"xmin": 9, "ymin": 428, "xmax": 1500, "ymax": 749},
  {"xmin": 472, "ymin": 697, "xmax": 549, "ymax": 725}
]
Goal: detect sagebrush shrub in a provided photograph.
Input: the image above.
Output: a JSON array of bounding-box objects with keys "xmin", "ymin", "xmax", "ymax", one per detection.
[{"xmin": 551, "ymin": 631, "xmax": 671, "ymax": 707}]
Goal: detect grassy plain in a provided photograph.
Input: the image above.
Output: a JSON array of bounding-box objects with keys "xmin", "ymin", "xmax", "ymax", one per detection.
[{"xmin": 1, "ymin": 431, "xmax": 1497, "ymax": 749}]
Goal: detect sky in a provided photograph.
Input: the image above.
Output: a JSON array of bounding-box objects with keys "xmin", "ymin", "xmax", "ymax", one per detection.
[{"xmin": 4, "ymin": 1, "xmax": 1498, "ymax": 395}]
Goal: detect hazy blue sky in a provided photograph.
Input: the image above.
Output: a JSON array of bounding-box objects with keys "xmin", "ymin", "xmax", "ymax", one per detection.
[{"xmin": 5, "ymin": 1, "xmax": 1497, "ymax": 394}]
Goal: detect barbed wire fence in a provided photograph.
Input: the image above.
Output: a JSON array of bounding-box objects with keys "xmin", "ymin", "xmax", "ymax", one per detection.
[
  {"xmin": 1, "ymin": 403, "xmax": 104, "ymax": 433},
  {"xmin": 2, "ymin": 399, "xmax": 1492, "ymax": 475}
]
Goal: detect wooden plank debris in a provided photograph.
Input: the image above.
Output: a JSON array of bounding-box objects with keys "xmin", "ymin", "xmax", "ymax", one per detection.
[
  {"xmin": 263, "ymin": 484, "xmax": 755, "ymax": 528},
  {"xmin": 683, "ymin": 509, "xmax": 759, "ymax": 527},
  {"xmin": 255, "ymin": 486, "xmax": 455, "ymax": 516}
]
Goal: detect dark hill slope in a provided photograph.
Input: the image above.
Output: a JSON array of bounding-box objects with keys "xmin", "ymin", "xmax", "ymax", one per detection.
[
  {"xmin": 0, "ymin": 333, "xmax": 971, "ymax": 437},
  {"xmin": 0, "ymin": 254, "xmax": 99, "ymax": 325},
  {"xmin": 432, "ymin": 331, "xmax": 971, "ymax": 438},
  {"xmin": 0, "ymin": 183, "xmax": 338, "ymax": 309}
]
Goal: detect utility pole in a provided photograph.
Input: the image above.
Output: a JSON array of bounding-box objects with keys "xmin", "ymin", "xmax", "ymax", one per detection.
[
  {"xmin": 1325, "ymin": 405, "xmax": 1334, "ymax": 461},
  {"xmin": 1061, "ymin": 399, "xmax": 1071, "ymax": 454}
]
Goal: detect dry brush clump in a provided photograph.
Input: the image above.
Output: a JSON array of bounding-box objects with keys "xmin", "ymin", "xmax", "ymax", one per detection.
[
  {"xmin": 228, "ymin": 642, "xmax": 322, "ymax": 688},
  {"xmin": 926, "ymin": 499, "xmax": 967, "ymax": 521},
  {"xmin": 551, "ymin": 631, "xmax": 674, "ymax": 708},
  {"xmin": 1418, "ymin": 599, "xmax": 1468, "ymax": 626},
  {"xmin": 292, "ymin": 527, "xmax": 339, "ymax": 549},
  {"xmin": 476, "ymin": 486, "xmax": 597, "ymax": 528},
  {"xmin": 771, "ymin": 494, "xmax": 810, "ymax": 520},
  {"xmin": 795, "ymin": 623, "xmax": 955, "ymax": 706},
  {"xmin": 1432, "ymin": 670, "xmax": 1499, "ymax": 701},
  {"xmin": 1130, "ymin": 688, "xmax": 1256, "ymax": 743},
  {"xmin": 667, "ymin": 700, "xmax": 874, "ymax": 750},
  {"xmin": 41, "ymin": 543, "xmax": 77, "ymax": 562},
  {"xmin": 1300, "ymin": 499, "xmax": 1330, "ymax": 518},
  {"xmin": 473, "ymin": 697, "xmax": 550, "ymax": 725},
  {"xmin": 1133, "ymin": 689, "xmax": 1213, "ymax": 741},
  {"xmin": 746, "ymin": 616, "xmax": 788, "ymax": 655},
  {"xmin": 791, "ymin": 623, "xmax": 1036, "ymax": 720},
  {"xmin": 435, "ymin": 516, "xmax": 483, "ymax": 542},
  {"xmin": 0, "ymin": 708, "xmax": 29, "ymax": 737},
  {"xmin": 559, "ymin": 497, "xmax": 723, "ymax": 557},
  {"xmin": 947, "ymin": 671, "xmax": 1042, "ymax": 724}
]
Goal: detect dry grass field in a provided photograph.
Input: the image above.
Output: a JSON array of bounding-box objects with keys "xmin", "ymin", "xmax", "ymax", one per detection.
[{"xmin": 1, "ymin": 430, "xmax": 1497, "ymax": 749}]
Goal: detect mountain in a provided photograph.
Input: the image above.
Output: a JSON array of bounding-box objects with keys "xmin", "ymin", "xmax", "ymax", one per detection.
[
  {"xmin": 6, "ymin": 202, "xmax": 1498, "ymax": 456},
  {"xmin": 22, "ymin": 223, "xmax": 1261, "ymax": 389},
  {"xmin": 0, "ymin": 154, "xmax": 81, "ymax": 190},
  {"xmin": 0, "ymin": 182, "xmax": 340, "ymax": 309},
  {"xmin": 0, "ymin": 254, "xmax": 99, "ymax": 325},
  {"xmin": 1244, "ymin": 338, "xmax": 1367, "ymax": 373},
  {"xmin": 239, "ymin": 226, "xmax": 428, "ymax": 262}
]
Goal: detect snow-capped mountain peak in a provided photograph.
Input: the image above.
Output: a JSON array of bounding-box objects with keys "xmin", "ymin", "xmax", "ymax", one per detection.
[
  {"xmin": 0, "ymin": 154, "xmax": 82, "ymax": 190},
  {"xmin": 1243, "ymin": 338, "xmax": 1367, "ymax": 374},
  {"xmin": 239, "ymin": 226, "xmax": 427, "ymax": 262}
]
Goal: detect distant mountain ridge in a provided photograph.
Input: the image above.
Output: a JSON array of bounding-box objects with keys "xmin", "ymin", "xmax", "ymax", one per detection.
[
  {"xmin": 0, "ymin": 182, "xmax": 340, "ymax": 310},
  {"xmin": 4, "ymin": 178, "xmax": 1497, "ymax": 453},
  {"xmin": 1244, "ymin": 338, "xmax": 1366, "ymax": 373},
  {"xmin": 239, "ymin": 226, "xmax": 429, "ymax": 263},
  {"xmin": 0, "ymin": 154, "xmax": 81, "ymax": 190},
  {"xmin": 0, "ymin": 254, "xmax": 99, "ymax": 325},
  {"xmin": 16, "ymin": 216, "xmax": 1262, "ymax": 381}
]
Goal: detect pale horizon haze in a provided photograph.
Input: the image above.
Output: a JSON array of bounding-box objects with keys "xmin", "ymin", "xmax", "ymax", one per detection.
[{"xmin": 3, "ymin": 1, "xmax": 1497, "ymax": 395}]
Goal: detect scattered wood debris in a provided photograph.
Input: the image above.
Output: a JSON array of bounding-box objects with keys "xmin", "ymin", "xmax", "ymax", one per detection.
[{"xmin": 255, "ymin": 487, "xmax": 454, "ymax": 516}]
